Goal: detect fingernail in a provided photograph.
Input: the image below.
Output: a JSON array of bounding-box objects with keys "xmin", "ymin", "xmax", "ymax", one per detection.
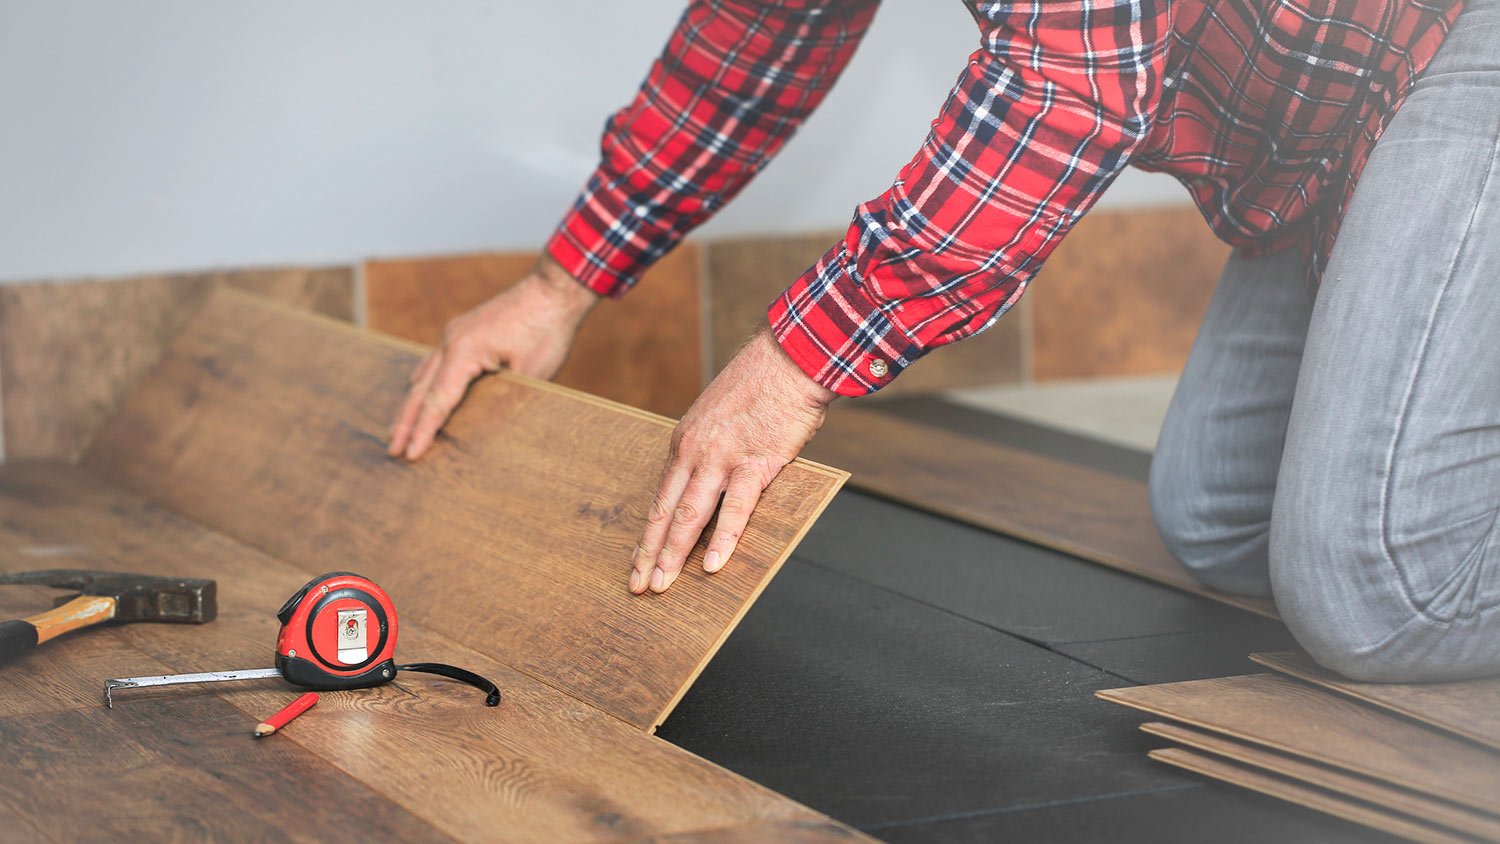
[
  {"xmin": 629, "ymin": 569, "xmax": 643, "ymax": 593},
  {"xmin": 704, "ymin": 551, "xmax": 722, "ymax": 573},
  {"xmin": 631, "ymin": 546, "xmax": 640, "ymax": 563},
  {"xmin": 405, "ymin": 444, "xmax": 419, "ymax": 460},
  {"xmin": 650, "ymin": 568, "xmax": 666, "ymax": 592}
]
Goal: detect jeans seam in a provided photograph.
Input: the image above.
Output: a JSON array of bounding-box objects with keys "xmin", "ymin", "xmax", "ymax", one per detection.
[{"xmin": 1378, "ymin": 130, "xmax": 1500, "ymax": 624}]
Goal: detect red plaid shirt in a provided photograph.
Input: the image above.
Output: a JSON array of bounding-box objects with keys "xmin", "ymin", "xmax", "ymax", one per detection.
[{"xmin": 545, "ymin": 0, "xmax": 1460, "ymax": 397}]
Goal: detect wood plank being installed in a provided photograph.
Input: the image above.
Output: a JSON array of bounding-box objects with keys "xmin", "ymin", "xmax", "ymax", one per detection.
[
  {"xmin": 0, "ymin": 461, "xmax": 874, "ymax": 844},
  {"xmin": 1098, "ymin": 674, "xmax": 1500, "ymax": 815},
  {"xmin": 82, "ymin": 290, "xmax": 846, "ymax": 731},
  {"xmin": 1149, "ymin": 748, "xmax": 1476, "ymax": 844},
  {"xmin": 1253, "ymin": 651, "xmax": 1500, "ymax": 753},
  {"xmin": 804, "ymin": 406, "xmax": 1277, "ymax": 618},
  {"xmin": 1142, "ymin": 722, "xmax": 1500, "ymax": 841}
]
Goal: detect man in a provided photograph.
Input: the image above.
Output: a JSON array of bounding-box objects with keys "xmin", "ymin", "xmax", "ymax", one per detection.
[{"xmin": 389, "ymin": 0, "xmax": 1499, "ymax": 682}]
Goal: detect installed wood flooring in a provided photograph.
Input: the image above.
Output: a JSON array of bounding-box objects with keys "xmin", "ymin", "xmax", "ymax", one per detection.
[{"xmin": 0, "ymin": 291, "xmax": 865, "ymax": 843}]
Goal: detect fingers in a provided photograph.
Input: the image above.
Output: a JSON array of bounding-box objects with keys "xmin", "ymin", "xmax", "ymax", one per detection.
[
  {"xmin": 704, "ymin": 467, "xmax": 762, "ymax": 575},
  {"xmin": 401, "ymin": 354, "xmax": 484, "ymax": 459},
  {"xmin": 409, "ymin": 353, "xmax": 437, "ymax": 385},
  {"xmin": 388, "ymin": 353, "xmax": 442, "ymax": 457},
  {"xmin": 631, "ymin": 464, "xmax": 691, "ymax": 594},
  {"xmin": 648, "ymin": 472, "xmax": 726, "ymax": 593}
]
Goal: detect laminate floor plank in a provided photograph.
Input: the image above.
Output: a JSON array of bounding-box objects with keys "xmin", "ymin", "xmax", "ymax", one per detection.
[
  {"xmin": 0, "ymin": 697, "xmax": 453, "ymax": 844},
  {"xmin": 797, "ymin": 490, "xmax": 1275, "ymax": 645},
  {"xmin": 869, "ymin": 398, "xmax": 1153, "ymax": 483},
  {"xmin": 803, "ymin": 407, "xmax": 1276, "ymax": 619},
  {"xmin": 657, "ymin": 560, "xmax": 1188, "ymax": 829},
  {"xmin": 81, "ymin": 290, "xmax": 845, "ymax": 730},
  {"xmin": 1098, "ymin": 673, "xmax": 1500, "ymax": 815},
  {"xmin": 0, "ymin": 462, "xmax": 858, "ymax": 844},
  {"xmin": 1142, "ymin": 722, "xmax": 1500, "ymax": 841},
  {"xmin": 1150, "ymin": 748, "xmax": 1477, "ymax": 844},
  {"xmin": 1253, "ymin": 651, "xmax": 1500, "ymax": 753}
]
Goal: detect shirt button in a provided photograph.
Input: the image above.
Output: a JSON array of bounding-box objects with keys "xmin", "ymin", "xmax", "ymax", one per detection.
[{"xmin": 868, "ymin": 358, "xmax": 889, "ymax": 378}]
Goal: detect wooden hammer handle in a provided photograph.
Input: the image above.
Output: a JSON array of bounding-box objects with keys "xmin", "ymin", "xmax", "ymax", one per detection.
[
  {"xmin": 26, "ymin": 595, "xmax": 118, "ymax": 645},
  {"xmin": 0, "ymin": 596, "xmax": 118, "ymax": 665}
]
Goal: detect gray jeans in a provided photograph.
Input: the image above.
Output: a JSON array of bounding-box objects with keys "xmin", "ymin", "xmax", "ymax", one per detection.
[{"xmin": 1149, "ymin": 0, "xmax": 1500, "ymax": 682}]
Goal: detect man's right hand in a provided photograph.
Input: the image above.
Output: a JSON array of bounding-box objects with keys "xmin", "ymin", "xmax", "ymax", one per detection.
[{"xmin": 388, "ymin": 254, "xmax": 598, "ymax": 460}]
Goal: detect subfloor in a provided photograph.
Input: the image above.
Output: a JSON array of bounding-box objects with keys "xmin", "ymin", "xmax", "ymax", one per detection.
[{"xmin": 659, "ymin": 397, "xmax": 1394, "ymax": 843}]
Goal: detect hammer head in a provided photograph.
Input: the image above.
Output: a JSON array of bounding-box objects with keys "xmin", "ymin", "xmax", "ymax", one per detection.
[{"xmin": 0, "ymin": 569, "xmax": 216, "ymax": 624}]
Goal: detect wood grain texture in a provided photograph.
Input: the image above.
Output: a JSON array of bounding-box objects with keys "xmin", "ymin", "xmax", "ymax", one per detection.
[
  {"xmin": 1253, "ymin": 651, "xmax": 1500, "ymax": 753},
  {"xmin": 0, "ymin": 267, "xmax": 354, "ymax": 460},
  {"xmin": 1029, "ymin": 205, "xmax": 1230, "ymax": 380},
  {"xmin": 365, "ymin": 245, "xmax": 704, "ymax": 418},
  {"xmin": 803, "ymin": 405, "xmax": 1277, "ymax": 618},
  {"xmin": 82, "ymin": 290, "xmax": 846, "ymax": 730},
  {"xmin": 0, "ymin": 698, "xmax": 454, "ymax": 844},
  {"xmin": 1142, "ymin": 722, "xmax": 1500, "ymax": 841},
  {"xmin": 1098, "ymin": 673, "xmax": 1500, "ymax": 815},
  {"xmin": 703, "ymin": 232, "xmax": 1025, "ymax": 393},
  {"xmin": 1150, "ymin": 748, "xmax": 1476, "ymax": 844},
  {"xmin": 0, "ymin": 461, "xmax": 858, "ymax": 844}
]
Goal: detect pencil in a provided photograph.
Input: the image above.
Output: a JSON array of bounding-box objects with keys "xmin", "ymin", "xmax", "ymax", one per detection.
[{"xmin": 254, "ymin": 692, "xmax": 319, "ymax": 737}]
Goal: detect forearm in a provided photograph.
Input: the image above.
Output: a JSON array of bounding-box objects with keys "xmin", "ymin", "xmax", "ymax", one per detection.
[
  {"xmin": 771, "ymin": 0, "xmax": 1172, "ymax": 397},
  {"xmin": 546, "ymin": 0, "xmax": 880, "ymax": 299}
]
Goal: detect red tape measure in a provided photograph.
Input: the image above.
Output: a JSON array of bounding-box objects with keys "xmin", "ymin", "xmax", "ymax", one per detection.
[{"xmin": 273, "ymin": 572, "xmax": 499, "ymax": 705}]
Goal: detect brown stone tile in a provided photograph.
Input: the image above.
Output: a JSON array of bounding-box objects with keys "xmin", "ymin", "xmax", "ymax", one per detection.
[
  {"xmin": 703, "ymin": 232, "xmax": 1026, "ymax": 396},
  {"xmin": 364, "ymin": 246, "xmax": 703, "ymax": 419},
  {"xmin": 0, "ymin": 267, "xmax": 354, "ymax": 460},
  {"xmin": 1028, "ymin": 205, "xmax": 1230, "ymax": 380}
]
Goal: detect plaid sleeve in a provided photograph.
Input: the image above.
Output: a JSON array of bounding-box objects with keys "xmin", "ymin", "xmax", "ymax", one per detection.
[
  {"xmin": 770, "ymin": 0, "xmax": 1172, "ymax": 396},
  {"xmin": 545, "ymin": 0, "xmax": 880, "ymax": 297}
]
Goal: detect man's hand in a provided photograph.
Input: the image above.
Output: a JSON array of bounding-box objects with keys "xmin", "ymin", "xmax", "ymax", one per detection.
[
  {"xmin": 630, "ymin": 327, "xmax": 837, "ymax": 594},
  {"xmin": 388, "ymin": 255, "xmax": 598, "ymax": 460}
]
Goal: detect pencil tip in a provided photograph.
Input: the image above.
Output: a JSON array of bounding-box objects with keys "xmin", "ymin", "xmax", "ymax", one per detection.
[{"xmin": 254, "ymin": 724, "xmax": 275, "ymax": 737}]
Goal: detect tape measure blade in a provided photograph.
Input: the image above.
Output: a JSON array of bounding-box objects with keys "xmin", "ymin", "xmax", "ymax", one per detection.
[{"xmin": 105, "ymin": 667, "xmax": 281, "ymax": 689}]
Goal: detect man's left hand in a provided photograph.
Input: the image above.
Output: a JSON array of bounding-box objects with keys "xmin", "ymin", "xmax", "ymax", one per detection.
[{"xmin": 630, "ymin": 327, "xmax": 837, "ymax": 594}]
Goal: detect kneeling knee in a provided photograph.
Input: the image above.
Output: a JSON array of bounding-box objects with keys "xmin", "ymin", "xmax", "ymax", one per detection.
[{"xmin": 1149, "ymin": 471, "xmax": 1272, "ymax": 596}]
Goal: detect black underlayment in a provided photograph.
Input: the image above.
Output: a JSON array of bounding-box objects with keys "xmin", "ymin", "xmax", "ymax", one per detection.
[{"xmin": 658, "ymin": 402, "xmax": 1393, "ymax": 843}]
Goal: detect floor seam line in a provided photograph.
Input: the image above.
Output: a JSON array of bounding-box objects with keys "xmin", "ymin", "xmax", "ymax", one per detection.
[{"xmin": 861, "ymin": 783, "xmax": 1202, "ymax": 831}]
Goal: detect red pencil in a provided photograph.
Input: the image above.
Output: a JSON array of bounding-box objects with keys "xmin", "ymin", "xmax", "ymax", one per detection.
[{"xmin": 254, "ymin": 692, "xmax": 319, "ymax": 738}]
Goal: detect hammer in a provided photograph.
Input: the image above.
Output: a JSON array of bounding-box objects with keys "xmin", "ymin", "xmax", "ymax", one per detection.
[{"xmin": 0, "ymin": 569, "xmax": 216, "ymax": 665}]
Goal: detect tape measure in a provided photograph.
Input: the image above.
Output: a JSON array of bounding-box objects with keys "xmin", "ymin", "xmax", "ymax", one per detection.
[
  {"xmin": 273, "ymin": 571, "xmax": 400, "ymax": 690},
  {"xmin": 104, "ymin": 572, "xmax": 500, "ymax": 708}
]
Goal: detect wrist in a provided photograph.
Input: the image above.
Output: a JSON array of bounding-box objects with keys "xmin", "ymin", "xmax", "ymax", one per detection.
[
  {"xmin": 531, "ymin": 253, "xmax": 600, "ymax": 319},
  {"xmin": 755, "ymin": 327, "xmax": 838, "ymax": 408}
]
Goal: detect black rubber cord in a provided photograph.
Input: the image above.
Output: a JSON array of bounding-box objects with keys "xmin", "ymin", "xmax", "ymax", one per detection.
[{"xmin": 397, "ymin": 662, "xmax": 502, "ymax": 706}]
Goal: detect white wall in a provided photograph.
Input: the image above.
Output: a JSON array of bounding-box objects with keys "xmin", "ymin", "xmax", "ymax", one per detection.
[{"xmin": 0, "ymin": 1, "xmax": 1187, "ymax": 283}]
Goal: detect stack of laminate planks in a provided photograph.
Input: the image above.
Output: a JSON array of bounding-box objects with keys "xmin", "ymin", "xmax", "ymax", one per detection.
[
  {"xmin": 1099, "ymin": 652, "xmax": 1500, "ymax": 843},
  {"xmin": 0, "ymin": 290, "xmax": 876, "ymax": 843}
]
